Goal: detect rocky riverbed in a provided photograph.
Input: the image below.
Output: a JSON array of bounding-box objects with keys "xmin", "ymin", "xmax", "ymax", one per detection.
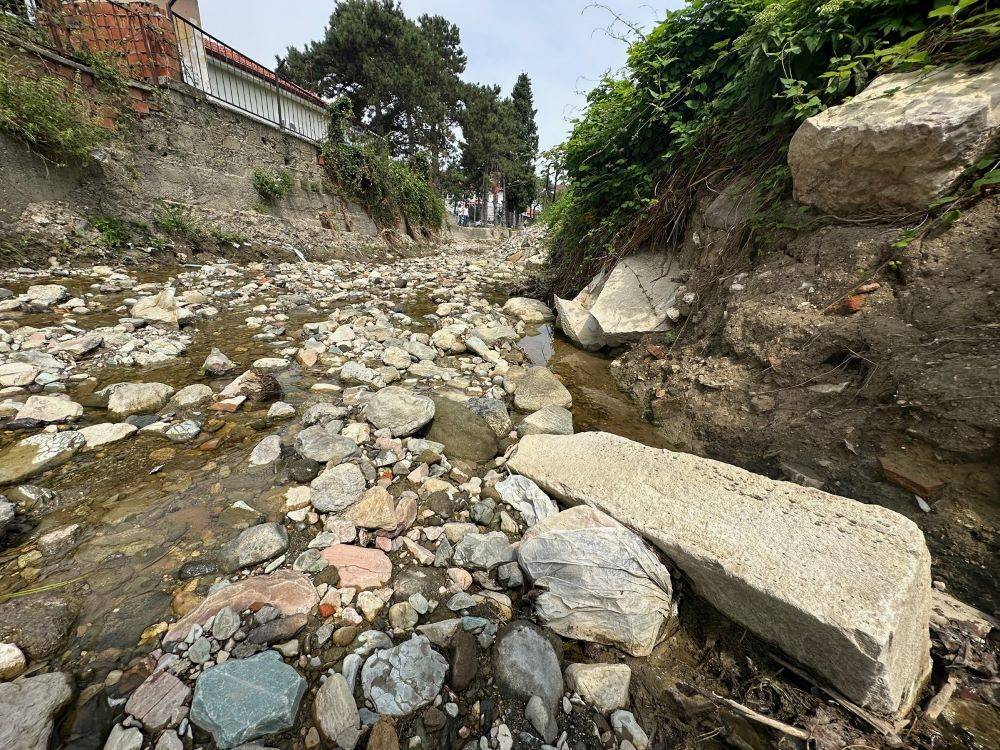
[{"xmin": 0, "ymin": 234, "xmax": 995, "ymax": 750}]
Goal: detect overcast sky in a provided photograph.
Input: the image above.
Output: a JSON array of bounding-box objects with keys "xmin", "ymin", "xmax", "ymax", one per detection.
[{"xmin": 197, "ymin": 1, "xmax": 683, "ymax": 151}]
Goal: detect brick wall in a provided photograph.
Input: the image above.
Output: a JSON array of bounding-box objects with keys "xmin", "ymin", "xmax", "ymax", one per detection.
[
  {"xmin": 37, "ymin": 0, "xmax": 180, "ymax": 81},
  {"xmin": 0, "ymin": 33, "xmax": 161, "ymax": 124}
]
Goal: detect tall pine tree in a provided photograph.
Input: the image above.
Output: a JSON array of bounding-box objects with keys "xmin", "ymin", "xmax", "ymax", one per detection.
[
  {"xmin": 505, "ymin": 73, "xmax": 539, "ymax": 223},
  {"xmin": 279, "ymin": 0, "xmax": 466, "ymax": 165}
]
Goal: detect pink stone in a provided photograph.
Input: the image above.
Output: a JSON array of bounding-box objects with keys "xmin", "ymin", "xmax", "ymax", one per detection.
[
  {"xmin": 407, "ymin": 464, "xmax": 429, "ymax": 484},
  {"xmin": 375, "ymin": 536, "xmax": 393, "ymax": 552},
  {"xmin": 320, "ymin": 544, "xmax": 392, "ymax": 589},
  {"xmin": 164, "ymin": 570, "xmax": 318, "ymax": 642},
  {"xmin": 124, "ymin": 670, "xmax": 190, "ymax": 732},
  {"xmin": 448, "ymin": 567, "xmax": 473, "ymax": 591},
  {"xmin": 296, "ymin": 348, "xmax": 318, "ymax": 368},
  {"xmin": 394, "ymin": 497, "xmax": 417, "ymax": 532}
]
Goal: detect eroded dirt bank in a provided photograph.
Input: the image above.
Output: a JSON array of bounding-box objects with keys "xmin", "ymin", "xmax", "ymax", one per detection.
[{"xmin": 600, "ymin": 195, "xmax": 1000, "ymax": 619}]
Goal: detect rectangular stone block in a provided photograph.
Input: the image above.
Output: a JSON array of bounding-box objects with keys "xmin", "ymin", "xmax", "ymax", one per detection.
[{"xmin": 508, "ymin": 432, "xmax": 931, "ymax": 716}]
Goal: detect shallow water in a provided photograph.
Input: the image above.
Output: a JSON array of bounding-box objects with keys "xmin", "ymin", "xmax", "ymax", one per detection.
[
  {"xmin": 0, "ymin": 265, "xmax": 666, "ymax": 682},
  {"xmin": 520, "ymin": 323, "xmax": 678, "ymax": 449}
]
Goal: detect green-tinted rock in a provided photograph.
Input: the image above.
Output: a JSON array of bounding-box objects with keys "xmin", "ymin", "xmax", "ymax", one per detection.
[
  {"xmin": 190, "ymin": 651, "xmax": 306, "ymax": 748},
  {"xmin": 426, "ymin": 397, "xmax": 498, "ymax": 462}
]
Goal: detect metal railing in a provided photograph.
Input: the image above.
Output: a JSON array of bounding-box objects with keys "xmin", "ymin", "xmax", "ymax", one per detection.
[
  {"xmin": 3, "ymin": 0, "xmax": 177, "ymax": 82},
  {"xmin": 169, "ymin": 9, "xmax": 328, "ymax": 143}
]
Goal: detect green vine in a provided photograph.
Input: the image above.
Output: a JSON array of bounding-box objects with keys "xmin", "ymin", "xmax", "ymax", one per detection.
[
  {"xmin": 0, "ymin": 51, "xmax": 116, "ymax": 165},
  {"xmin": 545, "ymin": 0, "xmax": 1000, "ymax": 293},
  {"xmin": 322, "ymin": 135, "xmax": 445, "ymax": 231},
  {"xmin": 251, "ymin": 168, "xmax": 294, "ymax": 203}
]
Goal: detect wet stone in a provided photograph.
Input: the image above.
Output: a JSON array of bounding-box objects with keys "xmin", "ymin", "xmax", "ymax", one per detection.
[
  {"xmin": 361, "ymin": 635, "xmax": 449, "ymax": 716},
  {"xmin": 178, "ymin": 559, "xmax": 218, "ymax": 580},
  {"xmin": 295, "ymin": 426, "xmax": 357, "ymax": 464},
  {"xmin": 245, "ymin": 613, "xmax": 308, "ymax": 645},
  {"xmin": 190, "ymin": 651, "xmax": 306, "ymax": 749},
  {"xmin": 124, "ymin": 670, "xmax": 191, "ymax": 732},
  {"xmin": 0, "ymin": 430, "xmax": 85, "ymax": 486},
  {"xmin": 0, "ymin": 594, "xmax": 77, "ymax": 660},
  {"xmin": 220, "ymin": 522, "xmax": 288, "ymax": 573}
]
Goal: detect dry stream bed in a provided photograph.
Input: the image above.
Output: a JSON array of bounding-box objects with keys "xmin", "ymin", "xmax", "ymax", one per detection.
[{"xmin": 0, "ymin": 237, "xmax": 994, "ymax": 750}]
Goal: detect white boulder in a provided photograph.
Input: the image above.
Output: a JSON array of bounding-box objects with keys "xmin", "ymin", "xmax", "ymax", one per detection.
[
  {"xmin": 518, "ymin": 505, "xmax": 674, "ymax": 657},
  {"xmin": 509, "ymin": 432, "xmax": 932, "ymax": 716},
  {"xmin": 789, "ymin": 63, "xmax": 1000, "ymax": 214}
]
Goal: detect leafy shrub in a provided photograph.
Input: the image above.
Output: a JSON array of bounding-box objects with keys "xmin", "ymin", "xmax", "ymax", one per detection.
[
  {"xmin": 546, "ymin": 0, "xmax": 1000, "ymax": 292},
  {"xmin": 251, "ymin": 168, "xmax": 294, "ymax": 202},
  {"xmin": 210, "ymin": 226, "xmax": 249, "ymax": 245},
  {"xmin": 322, "ymin": 136, "xmax": 445, "ymax": 231},
  {"xmin": 153, "ymin": 203, "xmax": 202, "ymax": 240},
  {"xmin": 89, "ymin": 215, "xmax": 156, "ymax": 250},
  {"xmin": 152, "ymin": 203, "xmax": 249, "ymax": 248},
  {"xmin": 0, "ymin": 55, "xmax": 115, "ymax": 165}
]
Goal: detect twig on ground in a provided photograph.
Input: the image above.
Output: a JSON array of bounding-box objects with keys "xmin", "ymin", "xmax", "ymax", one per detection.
[
  {"xmin": 769, "ymin": 653, "xmax": 904, "ymax": 736},
  {"xmin": 696, "ymin": 687, "xmax": 812, "ymax": 741},
  {"xmin": 923, "ymin": 675, "xmax": 958, "ymax": 721}
]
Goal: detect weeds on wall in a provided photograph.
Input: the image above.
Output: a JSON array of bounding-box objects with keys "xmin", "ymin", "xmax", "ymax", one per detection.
[
  {"xmin": 89, "ymin": 215, "xmax": 153, "ymax": 250},
  {"xmin": 544, "ymin": 0, "xmax": 1000, "ymax": 294},
  {"xmin": 0, "ymin": 53, "xmax": 116, "ymax": 165},
  {"xmin": 323, "ymin": 136, "xmax": 445, "ymax": 231},
  {"xmin": 251, "ymin": 168, "xmax": 294, "ymax": 203},
  {"xmin": 153, "ymin": 204, "xmax": 248, "ymax": 248},
  {"xmin": 321, "ymin": 98, "xmax": 444, "ymax": 232}
]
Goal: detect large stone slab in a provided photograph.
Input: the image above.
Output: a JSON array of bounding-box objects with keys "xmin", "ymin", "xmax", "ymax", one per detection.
[
  {"xmin": 165, "ymin": 570, "xmax": 318, "ymax": 643},
  {"xmin": 509, "ymin": 432, "xmax": 931, "ymax": 716},
  {"xmin": 587, "ymin": 252, "xmax": 684, "ymax": 340},
  {"xmin": 789, "ymin": 64, "xmax": 1000, "ymax": 214},
  {"xmin": 553, "ymin": 295, "xmax": 609, "ymax": 352},
  {"xmin": 190, "ymin": 650, "xmax": 305, "ymax": 748},
  {"xmin": 0, "ymin": 672, "xmax": 73, "ymax": 750}
]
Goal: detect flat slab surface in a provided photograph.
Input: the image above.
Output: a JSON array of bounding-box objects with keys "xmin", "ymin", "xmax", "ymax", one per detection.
[{"xmin": 509, "ymin": 432, "xmax": 932, "ymax": 716}]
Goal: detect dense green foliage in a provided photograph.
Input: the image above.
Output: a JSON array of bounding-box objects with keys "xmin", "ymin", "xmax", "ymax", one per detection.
[
  {"xmin": 546, "ymin": 0, "xmax": 1000, "ymax": 289},
  {"xmin": 323, "ymin": 131, "xmax": 446, "ymax": 231},
  {"xmin": 280, "ymin": 0, "xmax": 540, "ymax": 223},
  {"xmin": 251, "ymin": 168, "xmax": 294, "ymax": 203},
  {"xmin": 0, "ymin": 53, "xmax": 115, "ymax": 165},
  {"xmin": 456, "ymin": 75, "xmax": 540, "ymax": 223},
  {"xmin": 281, "ymin": 0, "xmax": 465, "ymax": 168},
  {"xmin": 505, "ymin": 74, "xmax": 540, "ymax": 217}
]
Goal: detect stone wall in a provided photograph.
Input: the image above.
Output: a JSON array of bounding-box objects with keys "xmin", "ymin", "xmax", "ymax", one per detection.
[{"xmin": 0, "ymin": 43, "xmax": 398, "ymax": 265}]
